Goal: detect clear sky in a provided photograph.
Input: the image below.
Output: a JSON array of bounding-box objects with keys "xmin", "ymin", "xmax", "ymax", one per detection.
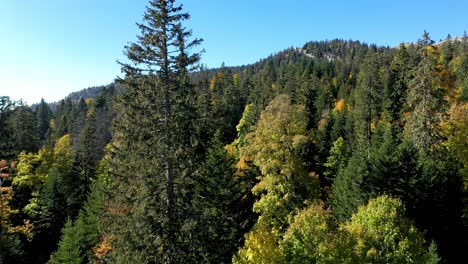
[{"xmin": 0, "ymin": 0, "xmax": 466, "ymax": 105}]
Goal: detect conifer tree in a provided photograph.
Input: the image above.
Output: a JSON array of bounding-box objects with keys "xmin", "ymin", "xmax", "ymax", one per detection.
[
  {"xmin": 106, "ymin": 0, "xmax": 202, "ymax": 262},
  {"xmin": 49, "ymin": 219, "xmax": 82, "ymax": 264},
  {"xmin": 405, "ymin": 32, "xmax": 445, "ymax": 158},
  {"xmin": 354, "ymin": 50, "xmax": 383, "ymax": 156},
  {"xmin": 35, "ymin": 98, "xmax": 53, "ymax": 142},
  {"xmin": 385, "ymin": 44, "xmax": 413, "ymax": 125},
  {"xmin": 51, "ymin": 154, "xmax": 109, "ymax": 264},
  {"xmin": 49, "ymin": 99, "xmax": 74, "ymax": 145},
  {"xmin": 8, "ymin": 106, "xmax": 40, "ymax": 154},
  {"xmin": 71, "ymin": 98, "xmax": 89, "ymax": 149},
  {"xmin": 0, "ymin": 96, "xmax": 15, "ymax": 160},
  {"xmin": 188, "ymin": 131, "xmax": 252, "ymax": 263},
  {"xmin": 69, "ymin": 108, "xmax": 98, "ymax": 217},
  {"xmin": 330, "ymin": 151, "xmax": 368, "ymax": 221}
]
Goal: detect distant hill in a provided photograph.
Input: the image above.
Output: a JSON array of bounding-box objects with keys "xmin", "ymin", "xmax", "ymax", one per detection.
[
  {"xmin": 41, "ymin": 83, "xmax": 122, "ymax": 112},
  {"xmin": 65, "ymin": 85, "xmax": 109, "ymax": 102}
]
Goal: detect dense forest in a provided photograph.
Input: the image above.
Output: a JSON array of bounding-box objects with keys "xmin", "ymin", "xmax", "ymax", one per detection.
[{"xmin": 1, "ymin": 0, "xmax": 467, "ymax": 263}]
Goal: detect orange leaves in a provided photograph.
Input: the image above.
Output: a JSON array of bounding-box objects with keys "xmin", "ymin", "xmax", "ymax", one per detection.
[
  {"xmin": 1, "ymin": 185, "xmax": 34, "ymax": 240},
  {"xmin": 209, "ymin": 72, "xmax": 225, "ymax": 92},
  {"xmin": 333, "ymin": 99, "xmax": 345, "ymax": 113},
  {"xmin": 0, "ymin": 159, "xmax": 13, "ymax": 179},
  {"xmin": 235, "ymin": 156, "xmax": 250, "ymax": 171},
  {"xmin": 105, "ymin": 205, "xmax": 132, "ymax": 215},
  {"xmin": 93, "ymin": 235, "xmax": 115, "ymax": 262}
]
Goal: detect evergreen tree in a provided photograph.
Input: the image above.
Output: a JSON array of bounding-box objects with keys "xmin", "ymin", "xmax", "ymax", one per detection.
[
  {"xmin": 385, "ymin": 44, "xmax": 412, "ymax": 125},
  {"xmin": 71, "ymin": 98, "xmax": 89, "ymax": 149},
  {"xmin": 51, "ymin": 155, "xmax": 109, "ymax": 263},
  {"xmin": 405, "ymin": 32, "xmax": 445, "ymax": 158},
  {"xmin": 330, "ymin": 151, "xmax": 368, "ymax": 221},
  {"xmin": 354, "ymin": 50, "xmax": 383, "ymax": 156},
  {"xmin": 49, "ymin": 99, "xmax": 74, "ymax": 144},
  {"xmin": 49, "ymin": 219, "xmax": 82, "ymax": 264},
  {"xmin": 8, "ymin": 106, "xmax": 40, "ymax": 154},
  {"xmin": 188, "ymin": 131, "xmax": 253, "ymax": 263},
  {"xmin": 69, "ymin": 108, "xmax": 98, "ymax": 217},
  {"xmin": 324, "ymin": 137, "xmax": 347, "ymax": 186},
  {"xmin": 35, "ymin": 98, "xmax": 53, "ymax": 142},
  {"xmin": 0, "ymin": 96, "xmax": 16, "ymax": 160},
  {"xmin": 36, "ymin": 166, "xmax": 69, "ymax": 262},
  {"xmin": 105, "ymin": 0, "xmax": 202, "ymax": 262}
]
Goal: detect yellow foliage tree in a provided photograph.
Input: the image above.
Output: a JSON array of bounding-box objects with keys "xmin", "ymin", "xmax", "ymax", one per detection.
[{"xmin": 234, "ymin": 94, "xmax": 320, "ymax": 263}]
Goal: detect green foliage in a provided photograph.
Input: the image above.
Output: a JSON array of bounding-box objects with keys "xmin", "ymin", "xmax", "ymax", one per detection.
[
  {"xmin": 330, "ymin": 152, "xmax": 369, "ymax": 221},
  {"xmin": 324, "ymin": 137, "xmax": 347, "ymax": 183},
  {"xmin": 342, "ymin": 195, "xmax": 438, "ymax": 263},
  {"xmin": 3, "ymin": 26, "xmax": 467, "ymax": 263},
  {"xmin": 243, "ymin": 94, "xmax": 319, "ymax": 227},
  {"xmin": 49, "ymin": 219, "xmax": 82, "ymax": 264},
  {"xmin": 105, "ymin": 0, "xmax": 203, "ymax": 262},
  {"xmin": 405, "ymin": 33, "xmax": 446, "ymax": 158},
  {"xmin": 235, "ymin": 94, "xmax": 320, "ymax": 262},
  {"xmin": 0, "ymin": 96, "xmax": 16, "ymax": 160},
  {"xmin": 354, "ymin": 49, "xmax": 384, "ymax": 154},
  {"xmin": 8, "ymin": 106, "xmax": 40, "ymax": 154},
  {"xmin": 35, "ymin": 98, "xmax": 53, "ymax": 142},
  {"xmin": 281, "ymin": 203, "xmax": 354, "ymax": 264},
  {"xmin": 237, "ymin": 196, "xmax": 438, "ymax": 264},
  {"xmin": 50, "ymin": 156, "xmax": 109, "ymax": 263},
  {"xmin": 188, "ymin": 132, "xmax": 255, "ymax": 262},
  {"xmin": 385, "ymin": 44, "xmax": 413, "ymax": 123},
  {"xmin": 69, "ymin": 108, "xmax": 98, "ymax": 217}
]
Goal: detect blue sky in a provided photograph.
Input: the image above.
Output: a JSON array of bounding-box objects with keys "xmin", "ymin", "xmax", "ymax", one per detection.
[{"xmin": 0, "ymin": 0, "xmax": 466, "ymax": 104}]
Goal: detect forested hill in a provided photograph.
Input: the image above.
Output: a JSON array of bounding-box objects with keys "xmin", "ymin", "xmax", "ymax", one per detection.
[
  {"xmin": 64, "ymin": 84, "xmax": 123, "ymax": 104},
  {"xmin": 0, "ymin": 11, "xmax": 467, "ymax": 263},
  {"xmin": 51, "ymin": 37, "xmax": 455, "ymax": 108}
]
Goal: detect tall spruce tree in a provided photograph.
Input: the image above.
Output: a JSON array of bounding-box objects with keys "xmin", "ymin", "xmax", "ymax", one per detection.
[
  {"xmin": 188, "ymin": 131, "xmax": 251, "ymax": 263},
  {"xmin": 0, "ymin": 96, "xmax": 15, "ymax": 160},
  {"xmin": 35, "ymin": 98, "xmax": 53, "ymax": 142},
  {"xmin": 106, "ymin": 0, "xmax": 202, "ymax": 262},
  {"xmin": 354, "ymin": 49, "xmax": 383, "ymax": 156},
  {"xmin": 8, "ymin": 106, "xmax": 40, "ymax": 154},
  {"xmin": 405, "ymin": 32, "xmax": 445, "ymax": 158}
]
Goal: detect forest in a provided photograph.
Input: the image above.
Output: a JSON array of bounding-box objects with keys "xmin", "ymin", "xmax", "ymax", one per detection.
[{"xmin": 1, "ymin": 0, "xmax": 467, "ymax": 263}]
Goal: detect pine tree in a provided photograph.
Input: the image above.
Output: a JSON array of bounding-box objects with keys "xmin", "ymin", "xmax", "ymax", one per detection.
[
  {"xmin": 354, "ymin": 50, "xmax": 383, "ymax": 156},
  {"xmin": 330, "ymin": 151, "xmax": 368, "ymax": 221},
  {"xmin": 188, "ymin": 131, "xmax": 252, "ymax": 263},
  {"xmin": 35, "ymin": 98, "xmax": 53, "ymax": 142},
  {"xmin": 69, "ymin": 108, "xmax": 98, "ymax": 217},
  {"xmin": 51, "ymin": 155, "xmax": 109, "ymax": 263},
  {"xmin": 106, "ymin": 0, "xmax": 202, "ymax": 262},
  {"xmin": 8, "ymin": 106, "xmax": 40, "ymax": 154},
  {"xmin": 49, "ymin": 219, "xmax": 82, "ymax": 264},
  {"xmin": 405, "ymin": 32, "xmax": 445, "ymax": 158},
  {"xmin": 385, "ymin": 44, "xmax": 413, "ymax": 125},
  {"xmin": 49, "ymin": 99, "xmax": 74, "ymax": 145},
  {"xmin": 71, "ymin": 98, "xmax": 89, "ymax": 149},
  {"xmin": 0, "ymin": 96, "xmax": 15, "ymax": 160},
  {"xmin": 36, "ymin": 166, "xmax": 69, "ymax": 262}
]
